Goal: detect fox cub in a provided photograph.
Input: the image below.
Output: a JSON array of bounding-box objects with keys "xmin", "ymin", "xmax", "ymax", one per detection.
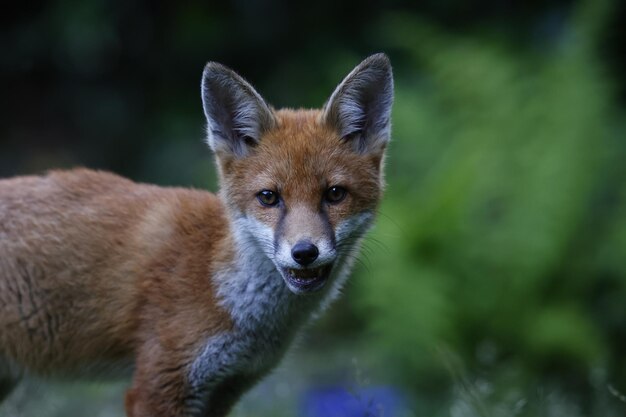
[{"xmin": 0, "ymin": 54, "xmax": 393, "ymax": 416}]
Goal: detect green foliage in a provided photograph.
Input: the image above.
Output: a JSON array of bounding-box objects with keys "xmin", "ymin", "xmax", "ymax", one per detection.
[{"xmin": 351, "ymin": 2, "xmax": 626, "ymax": 413}]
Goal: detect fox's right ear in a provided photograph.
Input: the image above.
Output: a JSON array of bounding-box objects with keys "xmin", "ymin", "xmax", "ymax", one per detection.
[{"xmin": 201, "ymin": 63, "xmax": 275, "ymax": 158}]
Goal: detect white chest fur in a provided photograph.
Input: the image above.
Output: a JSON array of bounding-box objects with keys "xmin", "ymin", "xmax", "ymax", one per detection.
[
  {"xmin": 186, "ymin": 213, "xmax": 369, "ymax": 408},
  {"xmin": 188, "ymin": 243, "xmax": 319, "ymax": 394}
]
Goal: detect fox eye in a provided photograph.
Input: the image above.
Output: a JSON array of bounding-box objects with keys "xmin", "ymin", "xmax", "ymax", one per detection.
[
  {"xmin": 325, "ymin": 186, "xmax": 347, "ymax": 204},
  {"xmin": 257, "ymin": 190, "xmax": 279, "ymax": 207}
]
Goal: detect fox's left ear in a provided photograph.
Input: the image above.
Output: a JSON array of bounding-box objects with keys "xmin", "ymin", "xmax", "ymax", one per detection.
[{"xmin": 323, "ymin": 53, "xmax": 394, "ymax": 154}]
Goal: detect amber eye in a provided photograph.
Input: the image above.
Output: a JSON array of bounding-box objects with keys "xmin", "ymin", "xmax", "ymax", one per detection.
[
  {"xmin": 325, "ymin": 186, "xmax": 347, "ymax": 204},
  {"xmin": 257, "ymin": 190, "xmax": 279, "ymax": 207}
]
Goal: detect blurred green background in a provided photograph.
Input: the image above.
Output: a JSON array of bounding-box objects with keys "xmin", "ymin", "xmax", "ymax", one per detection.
[{"xmin": 2, "ymin": 0, "xmax": 626, "ymax": 416}]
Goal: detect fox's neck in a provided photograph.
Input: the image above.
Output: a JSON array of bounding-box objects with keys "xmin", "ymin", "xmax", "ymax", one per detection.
[{"xmin": 213, "ymin": 215, "xmax": 320, "ymax": 337}]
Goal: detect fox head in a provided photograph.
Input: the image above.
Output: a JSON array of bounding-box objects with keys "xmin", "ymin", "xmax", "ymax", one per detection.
[{"xmin": 201, "ymin": 54, "xmax": 393, "ymax": 295}]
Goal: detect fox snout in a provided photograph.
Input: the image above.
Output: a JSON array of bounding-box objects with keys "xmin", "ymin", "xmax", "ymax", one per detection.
[
  {"xmin": 291, "ymin": 240, "xmax": 319, "ymax": 266},
  {"xmin": 276, "ymin": 233, "xmax": 337, "ymax": 271},
  {"xmin": 275, "ymin": 205, "xmax": 338, "ymax": 270},
  {"xmin": 269, "ymin": 212, "xmax": 339, "ymax": 294},
  {"xmin": 278, "ymin": 237, "xmax": 336, "ymax": 294}
]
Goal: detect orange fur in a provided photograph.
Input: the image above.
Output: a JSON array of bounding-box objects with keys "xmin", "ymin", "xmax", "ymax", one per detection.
[{"xmin": 0, "ymin": 170, "xmax": 233, "ymax": 413}]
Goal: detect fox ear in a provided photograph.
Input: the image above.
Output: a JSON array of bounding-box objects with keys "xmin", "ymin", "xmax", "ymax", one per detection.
[
  {"xmin": 201, "ymin": 63, "xmax": 275, "ymax": 158},
  {"xmin": 323, "ymin": 53, "xmax": 394, "ymax": 153}
]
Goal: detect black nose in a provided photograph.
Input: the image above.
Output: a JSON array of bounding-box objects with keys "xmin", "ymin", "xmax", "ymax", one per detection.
[{"xmin": 291, "ymin": 241, "xmax": 319, "ymax": 266}]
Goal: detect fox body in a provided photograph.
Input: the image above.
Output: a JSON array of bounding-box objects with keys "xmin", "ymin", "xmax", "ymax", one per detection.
[{"xmin": 0, "ymin": 54, "xmax": 393, "ymax": 416}]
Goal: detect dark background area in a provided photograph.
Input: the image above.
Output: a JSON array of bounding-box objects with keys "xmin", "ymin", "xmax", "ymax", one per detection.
[
  {"xmin": 2, "ymin": 0, "xmax": 624, "ymax": 181},
  {"xmin": 2, "ymin": 1, "xmax": 626, "ymax": 416}
]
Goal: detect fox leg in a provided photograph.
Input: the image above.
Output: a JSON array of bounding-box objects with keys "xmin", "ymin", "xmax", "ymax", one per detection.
[
  {"xmin": 124, "ymin": 342, "xmax": 192, "ymax": 417},
  {"xmin": 0, "ymin": 378, "xmax": 18, "ymax": 403},
  {"xmin": 125, "ymin": 375, "xmax": 253, "ymax": 417},
  {"xmin": 125, "ymin": 335, "xmax": 256, "ymax": 417},
  {"xmin": 200, "ymin": 373, "xmax": 259, "ymax": 417},
  {"xmin": 0, "ymin": 358, "xmax": 19, "ymax": 403}
]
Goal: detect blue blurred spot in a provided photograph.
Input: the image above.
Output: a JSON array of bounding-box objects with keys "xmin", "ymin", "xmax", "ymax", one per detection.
[{"xmin": 300, "ymin": 385, "xmax": 405, "ymax": 417}]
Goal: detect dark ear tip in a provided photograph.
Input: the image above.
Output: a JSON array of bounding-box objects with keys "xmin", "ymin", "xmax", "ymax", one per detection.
[
  {"xmin": 201, "ymin": 61, "xmax": 237, "ymax": 83},
  {"xmin": 361, "ymin": 53, "xmax": 392, "ymax": 71},
  {"xmin": 367, "ymin": 52, "xmax": 390, "ymax": 63}
]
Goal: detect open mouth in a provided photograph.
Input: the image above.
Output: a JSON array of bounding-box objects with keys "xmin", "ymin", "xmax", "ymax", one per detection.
[{"xmin": 281, "ymin": 264, "xmax": 332, "ymax": 293}]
